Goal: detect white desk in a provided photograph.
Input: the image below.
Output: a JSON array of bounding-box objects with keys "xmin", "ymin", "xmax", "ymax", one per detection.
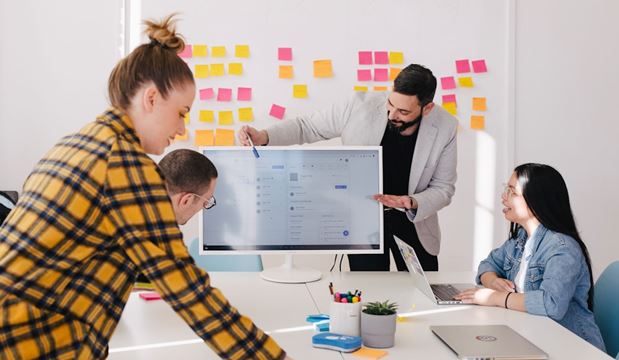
[{"xmin": 109, "ymin": 272, "xmax": 611, "ymax": 359}]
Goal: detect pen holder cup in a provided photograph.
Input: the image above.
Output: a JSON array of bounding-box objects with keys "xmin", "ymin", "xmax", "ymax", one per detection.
[{"xmin": 329, "ymin": 301, "xmax": 361, "ymax": 336}]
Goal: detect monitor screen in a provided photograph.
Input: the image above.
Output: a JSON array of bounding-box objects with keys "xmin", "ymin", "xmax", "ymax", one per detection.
[{"xmin": 199, "ymin": 146, "xmax": 383, "ymax": 254}]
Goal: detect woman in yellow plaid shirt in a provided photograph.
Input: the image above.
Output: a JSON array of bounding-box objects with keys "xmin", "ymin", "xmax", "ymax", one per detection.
[{"xmin": 0, "ymin": 14, "xmax": 288, "ymax": 360}]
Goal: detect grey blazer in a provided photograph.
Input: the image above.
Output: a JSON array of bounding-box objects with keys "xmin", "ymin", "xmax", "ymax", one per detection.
[{"xmin": 266, "ymin": 92, "xmax": 457, "ymax": 255}]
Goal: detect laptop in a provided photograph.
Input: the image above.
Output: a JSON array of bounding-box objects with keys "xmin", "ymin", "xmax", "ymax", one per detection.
[
  {"xmin": 394, "ymin": 236, "xmax": 475, "ymax": 305},
  {"xmin": 431, "ymin": 325, "xmax": 549, "ymax": 359}
]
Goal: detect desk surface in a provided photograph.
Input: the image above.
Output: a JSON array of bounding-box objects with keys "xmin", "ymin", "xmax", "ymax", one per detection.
[{"xmin": 108, "ymin": 271, "xmax": 611, "ymax": 359}]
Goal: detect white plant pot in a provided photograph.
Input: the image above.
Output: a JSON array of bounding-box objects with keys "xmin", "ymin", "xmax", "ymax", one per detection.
[{"xmin": 360, "ymin": 312, "xmax": 397, "ymax": 348}]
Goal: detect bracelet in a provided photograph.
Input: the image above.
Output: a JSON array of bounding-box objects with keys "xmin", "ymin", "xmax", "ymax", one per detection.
[{"xmin": 504, "ymin": 292, "xmax": 513, "ymax": 309}]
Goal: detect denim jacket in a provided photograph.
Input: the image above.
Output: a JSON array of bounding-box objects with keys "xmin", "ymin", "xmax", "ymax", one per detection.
[{"xmin": 477, "ymin": 224, "xmax": 606, "ymax": 352}]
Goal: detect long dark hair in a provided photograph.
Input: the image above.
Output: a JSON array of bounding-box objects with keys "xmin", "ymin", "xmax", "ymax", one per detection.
[{"xmin": 509, "ymin": 163, "xmax": 594, "ymax": 310}]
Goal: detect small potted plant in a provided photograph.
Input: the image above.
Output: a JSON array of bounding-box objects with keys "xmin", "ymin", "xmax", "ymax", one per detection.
[{"xmin": 360, "ymin": 300, "xmax": 398, "ymax": 348}]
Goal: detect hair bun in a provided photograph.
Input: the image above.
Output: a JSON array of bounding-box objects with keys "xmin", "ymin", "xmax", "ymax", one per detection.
[{"xmin": 143, "ymin": 13, "xmax": 186, "ymax": 53}]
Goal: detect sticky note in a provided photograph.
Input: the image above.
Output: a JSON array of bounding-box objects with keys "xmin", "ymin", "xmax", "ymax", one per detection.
[
  {"xmin": 458, "ymin": 76, "xmax": 474, "ymax": 87},
  {"xmin": 211, "ymin": 46, "xmax": 226, "ymax": 57},
  {"xmin": 215, "ymin": 129, "xmax": 235, "ymax": 146},
  {"xmin": 443, "ymin": 102, "xmax": 457, "ymax": 115},
  {"xmin": 389, "ymin": 67, "xmax": 401, "ymax": 81},
  {"xmin": 194, "ymin": 64, "xmax": 209, "ymax": 78},
  {"xmin": 238, "ymin": 107, "xmax": 254, "ymax": 122},
  {"xmin": 472, "ymin": 59, "xmax": 487, "ymax": 73},
  {"xmin": 440, "ymin": 76, "xmax": 456, "ymax": 90},
  {"xmin": 178, "ymin": 45, "xmax": 192, "ymax": 58},
  {"xmin": 279, "ymin": 65, "xmax": 294, "ymax": 79},
  {"xmin": 269, "ymin": 104, "xmax": 286, "ymax": 119},
  {"xmin": 237, "ymin": 87, "xmax": 252, "ymax": 101},
  {"xmin": 358, "ymin": 51, "xmax": 372, "ymax": 65},
  {"xmin": 471, "ymin": 115, "xmax": 485, "ymax": 130},
  {"xmin": 139, "ymin": 292, "xmax": 162, "ymax": 301},
  {"xmin": 217, "ymin": 88, "xmax": 232, "ymax": 102},
  {"xmin": 184, "ymin": 113, "xmax": 190, "ymax": 125},
  {"xmin": 455, "ymin": 59, "xmax": 471, "ymax": 73},
  {"xmin": 374, "ymin": 68, "xmax": 389, "ymax": 82},
  {"xmin": 218, "ymin": 110, "xmax": 234, "ymax": 125},
  {"xmin": 442, "ymin": 94, "xmax": 457, "ymax": 104},
  {"xmin": 472, "ymin": 97, "xmax": 487, "ymax": 111},
  {"xmin": 235, "ymin": 44, "xmax": 250, "ymax": 58},
  {"xmin": 210, "ymin": 63, "xmax": 225, "ymax": 76},
  {"xmin": 175, "ymin": 131, "xmax": 188, "ymax": 141},
  {"xmin": 199, "ymin": 88, "xmax": 214, "ymax": 100},
  {"xmin": 373, "ymin": 86, "xmax": 388, "ymax": 91},
  {"xmin": 313, "ymin": 60, "xmax": 333, "ymax": 78},
  {"xmin": 293, "ymin": 84, "xmax": 308, "ymax": 98},
  {"xmin": 389, "ymin": 51, "xmax": 404, "ymax": 64},
  {"xmin": 357, "ymin": 69, "xmax": 372, "ymax": 82},
  {"xmin": 278, "ymin": 47, "xmax": 292, "ymax": 61},
  {"xmin": 354, "ymin": 86, "xmax": 368, "ymax": 92},
  {"xmin": 199, "ymin": 110, "xmax": 215, "ymax": 123},
  {"xmin": 351, "ymin": 347, "xmax": 388, "ymax": 359},
  {"xmin": 195, "ymin": 130, "xmax": 214, "ymax": 146},
  {"xmin": 193, "ymin": 45, "xmax": 207, "ymax": 57},
  {"xmin": 228, "ymin": 62, "xmax": 243, "ymax": 75},
  {"xmin": 374, "ymin": 51, "xmax": 389, "ymax": 64}
]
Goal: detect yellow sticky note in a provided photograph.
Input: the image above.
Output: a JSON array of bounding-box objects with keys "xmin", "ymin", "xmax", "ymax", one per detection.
[
  {"xmin": 184, "ymin": 113, "xmax": 190, "ymax": 125},
  {"xmin": 458, "ymin": 76, "xmax": 474, "ymax": 87},
  {"xmin": 472, "ymin": 97, "xmax": 487, "ymax": 111},
  {"xmin": 389, "ymin": 51, "xmax": 404, "ymax": 64},
  {"xmin": 389, "ymin": 67, "xmax": 402, "ymax": 81},
  {"xmin": 351, "ymin": 347, "xmax": 388, "ymax": 359},
  {"xmin": 238, "ymin": 107, "xmax": 254, "ymax": 122},
  {"xmin": 194, "ymin": 64, "xmax": 209, "ymax": 78},
  {"xmin": 373, "ymin": 86, "xmax": 388, "ymax": 92},
  {"xmin": 279, "ymin": 65, "xmax": 294, "ymax": 79},
  {"xmin": 193, "ymin": 45, "xmax": 208, "ymax": 57},
  {"xmin": 235, "ymin": 44, "xmax": 250, "ymax": 58},
  {"xmin": 443, "ymin": 102, "xmax": 457, "ymax": 115},
  {"xmin": 228, "ymin": 63, "xmax": 243, "ymax": 75},
  {"xmin": 293, "ymin": 84, "xmax": 308, "ymax": 98},
  {"xmin": 471, "ymin": 115, "xmax": 485, "ymax": 130},
  {"xmin": 218, "ymin": 110, "xmax": 233, "ymax": 125},
  {"xmin": 199, "ymin": 110, "xmax": 214, "ymax": 123},
  {"xmin": 313, "ymin": 59, "xmax": 333, "ymax": 78},
  {"xmin": 210, "ymin": 63, "xmax": 225, "ymax": 76},
  {"xmin": 175, "ymin": 131, "xmax": 188, "ymax": 141},
  {"xmin": 211, "ymin": 46, "xmax": 226, "ymax": 57},
  {"xmin": 195, "ymin": 130, "xmax": 214, "ymax": 146},
  {"xmin": 354, "ymin": 86, "xmax": 368, "ymax": 92},
  {"xmin": 215, "ymin": 129, "xmax": 235, "ymax": 146}
]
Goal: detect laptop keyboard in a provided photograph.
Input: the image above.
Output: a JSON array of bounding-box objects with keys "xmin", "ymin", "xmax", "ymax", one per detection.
[{"xmin": 431, "ymin": 284, "xmax": 460, "ymax": 301}]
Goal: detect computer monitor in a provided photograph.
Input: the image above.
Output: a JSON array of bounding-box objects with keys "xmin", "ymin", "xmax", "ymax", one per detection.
[{"xmin": 199, "ymin": 146, "xmax": 383, "ymax": 283}]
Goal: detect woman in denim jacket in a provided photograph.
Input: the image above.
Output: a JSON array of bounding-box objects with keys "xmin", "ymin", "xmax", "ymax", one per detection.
[{"xmin": 455, "ymin": 163, "xmax": 605, "ymax": 351}]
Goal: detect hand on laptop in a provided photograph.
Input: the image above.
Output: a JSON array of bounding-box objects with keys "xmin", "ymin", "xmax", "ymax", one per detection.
[{"xmin": 454, "ymin": 288, "xmax": 502, "ymax": 306}]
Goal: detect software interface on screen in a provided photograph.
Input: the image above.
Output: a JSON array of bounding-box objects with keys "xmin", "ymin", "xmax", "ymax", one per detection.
[{"xmin": 200, "ymin": 147, "xmax": 382, "ymax": 253}]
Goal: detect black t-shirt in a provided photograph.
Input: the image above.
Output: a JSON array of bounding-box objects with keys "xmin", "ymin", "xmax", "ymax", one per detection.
[{"xmin": 380, "ymin": 125, "xmax": 420, "ymax": 196}]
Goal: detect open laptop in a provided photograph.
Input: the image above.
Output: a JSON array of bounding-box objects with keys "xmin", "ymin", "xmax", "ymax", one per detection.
[
  {"xmin": 394, "ymin": 236, "xmax": 475, "ymax": 305},
  {"xmin": 431, "ymin": 325, "xmax": 548, "ymax": 359}
]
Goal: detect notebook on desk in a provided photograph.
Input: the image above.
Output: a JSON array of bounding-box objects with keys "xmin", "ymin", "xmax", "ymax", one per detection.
[{"xmin": 394, "ymin": 236, "xmax": 475, "ymax": 305}]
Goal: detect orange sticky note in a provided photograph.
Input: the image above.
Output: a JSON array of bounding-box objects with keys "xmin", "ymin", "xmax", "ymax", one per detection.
[
  {"xmin": 184, "ymin": 113, "xmax": 190, "ymax": 125},
  {"xmin": 389, "ymin": 67, "xmax": 402, "ymax": 81},
  {"xmin": 354, "ymin": 86, "xmax": 368, "ymax": 92},
  {"xmin": 234, "ymin": 44, "xmax": 250, "ymax": 58},
  {"xmin": 175, "ymin": 131, "xmax": 188, "ymax": 141},
  {"xmin": 313, "ymin": 59, "xmax": 333, "ymax": 78},
  {"xmin": 215, "ymin": 129, "xmax": 235, "ymax": 146},
  {"xmin": 194, "ymin": 64, "xmax": 209, "ymax": 78},
  {"xmin": 279, "ymin": 65, "xmax": 294, "ymax": 79},
  {"xmin": 351, "ymin": 347, "xmax": 388, "ymax": 359},
  {"xmin": 458, "ymin": 76, "xmax": 474, "ymax": 87},
  {"xmin": 228, "ymin": 62, "xmax": 243, "ymax": 75},
  {"xmin": 373, "ymin": 86, "xmax": 388, "ymax": 92},
  {"xmin": 199, "ymin": 110, "xmax": 214, "ymax": 123},
  {"xmin": 238, "ymin": 107, "xmax": 254, "ymax": 122},
  {"xmin": 193, "ymin": 45, "xmax": 208, "ymax": 57},
  {"xmin": 211, "ymin": 46, "xmax": 226, "ymax": 57},
  {"xmin": 210, "ymin": 63, "xmax": 225, "ymax": 76},
  {"xmin": 293, "ymin": 84, "xmax": 308, "ymax": 98},
  {"xmin": 443, "ymin": 102, "xmax": 457, "ymax": 115},
  {"xmin": 218, "ymin": 111, "xmax": 233, "ymax": 125},
  {"xmin": 471, "ymin": 115, "xmax": 485, "ymax": 130},
  {"xmin": 389, "ymin": 51, "xmax": 404, "ymax": 64},
  {"xmin": 472, "ymin": 97, "xmax": 487, "ymax": 111},
  {"xmin": 195, "ymin": 130, "xmax": 214, "ymax": 146}
]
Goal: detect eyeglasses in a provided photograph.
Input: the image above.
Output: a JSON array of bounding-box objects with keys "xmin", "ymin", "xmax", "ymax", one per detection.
[
  {"xmin": 191, "ymin": 193, "xmax": 216, "ymax": 210},
  {"xmin": 502, "ymin": 183, "xmax": 521, "ymax": 198}
]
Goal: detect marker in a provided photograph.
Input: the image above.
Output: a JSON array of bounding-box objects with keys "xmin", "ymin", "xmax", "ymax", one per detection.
[{"xmin": 246, "ymin": 132, "xmax": 260, "ymax": 158}]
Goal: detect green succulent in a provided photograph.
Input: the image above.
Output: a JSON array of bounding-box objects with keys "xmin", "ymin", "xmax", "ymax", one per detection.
[{"xmin": 362, "ymin": 300, "xmax": 398, "ymax": 315}]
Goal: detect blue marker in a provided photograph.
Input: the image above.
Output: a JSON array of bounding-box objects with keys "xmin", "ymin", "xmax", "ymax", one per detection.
[{"xmin": 246, "ymin": 134, "xmax": 260, "ymax": 158}]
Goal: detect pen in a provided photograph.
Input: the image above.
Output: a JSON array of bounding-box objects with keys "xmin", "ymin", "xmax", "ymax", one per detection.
[
  {"xmin": 384, "ymin": 207, "xmax": 406, "ymax": 212},
  {"xmin": 246, "ymin": 132, "xmax": 260, "ymax": 158}
]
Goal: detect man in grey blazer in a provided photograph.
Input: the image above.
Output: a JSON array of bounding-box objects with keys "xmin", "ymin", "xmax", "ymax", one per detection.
[{"xmin": 238, "ymin": 64, "xmax": 457, "ymax": 271}]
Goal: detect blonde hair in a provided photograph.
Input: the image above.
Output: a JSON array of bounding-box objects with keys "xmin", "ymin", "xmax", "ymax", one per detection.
[{"xmin": 108, "ymin": 13, "xmax": 194, "ymax": 110}]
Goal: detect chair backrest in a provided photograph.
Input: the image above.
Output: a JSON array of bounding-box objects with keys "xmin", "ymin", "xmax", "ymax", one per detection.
[
  {"xmin": 188, "ymin": 238, "xmax": 263, "ymax": 272},
  {"xmin": 594, "ymin": 260, "xmax": 619, "ymax": 358}
]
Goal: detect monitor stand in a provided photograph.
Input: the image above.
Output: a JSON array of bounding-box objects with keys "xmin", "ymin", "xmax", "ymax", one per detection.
[{"xmin": 260, "ymin": 254, "xmax": 322, "ymax": 284}]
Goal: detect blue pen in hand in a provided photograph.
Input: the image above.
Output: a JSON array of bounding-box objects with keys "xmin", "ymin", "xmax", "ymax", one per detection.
[{"xmin": 246, "ymin": 133, "xmax": 260, "ymax": 158}]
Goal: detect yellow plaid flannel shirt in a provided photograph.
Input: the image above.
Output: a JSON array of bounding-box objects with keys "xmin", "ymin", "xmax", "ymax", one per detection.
[{"xmin": 0, "ymin": 109, "xmax": 285, "ymax": 360}]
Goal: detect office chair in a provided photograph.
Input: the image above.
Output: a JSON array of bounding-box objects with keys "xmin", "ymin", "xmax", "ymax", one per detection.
[
  {"xmin": 594, "ymin": 260, "xmax": 619, "ymax": 358},
  {"xmin": 188, "ymin": 237, "xmax": 263, "ymax": 272}
]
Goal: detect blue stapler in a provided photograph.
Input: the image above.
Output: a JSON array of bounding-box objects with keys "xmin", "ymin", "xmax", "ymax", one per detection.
[{"xmin": 312, "ymin": 332, "xmax": 362, "ymax": 352}]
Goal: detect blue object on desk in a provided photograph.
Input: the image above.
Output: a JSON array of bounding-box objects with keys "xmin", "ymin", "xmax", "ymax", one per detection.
[
  {"xmin": 312, "ymin": 332, "xmax": 362, "ymax": 352},
  {"xmin": 306, "ymin": 314, "xmax": 330, "ymax": 323},
  {"xmin": 313, "ymin": 320, "xmax": 330, "ymax": 332}
]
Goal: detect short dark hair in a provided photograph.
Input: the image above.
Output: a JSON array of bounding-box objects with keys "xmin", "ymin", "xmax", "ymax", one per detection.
[
  {"xmin": 159, "ymin": 149, "xmax": 218, "ymax": 195},
  {"xmin": 393, "ymin": 64, "xmax": 437, "ymax": 106}
]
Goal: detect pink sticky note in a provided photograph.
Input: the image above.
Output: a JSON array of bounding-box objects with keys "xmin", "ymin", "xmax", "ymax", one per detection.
[
  {"xmin": 357, "ymin": 69, "xmax": 372, "ymax": 82},
  {"xmin": 237, "ymin": 87, "xmax": 252, "ymax": 101},
  {"xmin": 269, "ymin": 104, "xmax": 286, "ymax": 119},
  {"xmin": 374, "ymin": 51, "xmax": 389, "ymax": 64},
  {"xmin": 455, "ymin": 59, "xmax": 471, "ymax": 73},
  {"xmin": 199, "ymin": 88, "xmax": 214, "ymax": 100},
  {"xmin": 278, "ymin": 47, "xmax": 292, "ymax": 61},
  {"xmin": 217, "ymin": 88, "xmax": 232, "ymax": 102},
  {"xmin": 374, "ymin": 68, "xmax": 389, "ymax": 81},
  {"xmin": 139, "ymin": 292, "xmax": 161, "ymax": 301},
  {"xmin": 358, "ymin": 51, "xmax": 373, "ymax": 65},
  {"xmin": 441, "ymin": 76, "xmax": 456, "ymax": 90},
  {"xmin": 178, "ymin": 45, "xmax": 192, "ymax": 58},
  {"xmin": 442, "ymin": 94, "xmax": 457, "ymax": 104},
  {"xmin": 472, "ymin": 59, "xmax": 488, "ymax": 73}
]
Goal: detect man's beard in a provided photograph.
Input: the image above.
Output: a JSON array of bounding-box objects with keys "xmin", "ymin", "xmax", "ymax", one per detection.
[{"xmin": 387, "ymin": 111, "xmax": 422, "ymax": 135}]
